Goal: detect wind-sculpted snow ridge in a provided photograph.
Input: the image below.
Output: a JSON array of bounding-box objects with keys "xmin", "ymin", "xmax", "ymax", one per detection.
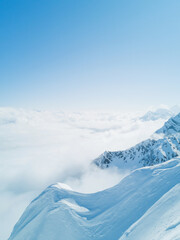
[
  {"xmin": 94, "ymin": 113, "xmax": 180, "ymax": 169},
  {"xmin": 9, "ymin": 159, "xmax": 180, "ymax": 240}
]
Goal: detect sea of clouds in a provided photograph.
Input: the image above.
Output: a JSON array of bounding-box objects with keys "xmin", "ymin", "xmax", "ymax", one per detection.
[{"xmin": 0, "ymin": 106, "xmax": 174, "ymax": 239}]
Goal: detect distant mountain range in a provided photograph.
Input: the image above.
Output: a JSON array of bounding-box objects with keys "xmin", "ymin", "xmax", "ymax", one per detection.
[
  {"xmin": 94, "ymin": 112, "xmax": 180, "ymax": 169},
  {"xmin": 140, "ymin": 105, "xmax": 180, "ymax": 121}
]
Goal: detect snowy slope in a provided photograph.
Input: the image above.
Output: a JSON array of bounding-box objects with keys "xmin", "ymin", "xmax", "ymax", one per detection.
[
  {"xmin": 9, "ymin": 158, "xmax": 180, "ymax": 240},
  {"xmin": 156, "ymin": 113, "xmax": 180, "ymax": 135},
  {"xmin": 94, "ymin": 113, "xmax": 180, "ymax": 169},
  {"xmin": 120, "ymin": 184, "xmax": 180, "ymax": 240}
]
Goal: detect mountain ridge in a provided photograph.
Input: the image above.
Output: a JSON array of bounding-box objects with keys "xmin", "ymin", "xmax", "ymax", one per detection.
[
  {"xmin": 9, "ymin": 158, "xmax": 180, "ymax": 240},
  {"xmin": 94, "ymin": 113, "xmax": 180, "ymax": 169}
]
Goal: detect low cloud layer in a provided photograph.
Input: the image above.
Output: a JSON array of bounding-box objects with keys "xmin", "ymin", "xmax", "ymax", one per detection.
[{"xmin": 0, "ymin": 107, "xmax": 171, "ymax": 239}]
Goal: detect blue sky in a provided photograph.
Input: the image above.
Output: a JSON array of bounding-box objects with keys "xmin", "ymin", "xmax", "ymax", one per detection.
[{"xmin": 0, "ymin": 0, "xmax": 180, "ymax": 111}]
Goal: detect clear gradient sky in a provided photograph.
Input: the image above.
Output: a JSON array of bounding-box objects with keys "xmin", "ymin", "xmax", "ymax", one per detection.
[{"xmin": 0, "ymin": 0, "xmax": 180, "ymax": 111}]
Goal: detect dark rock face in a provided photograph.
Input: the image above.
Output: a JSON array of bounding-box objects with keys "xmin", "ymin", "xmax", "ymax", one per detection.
[{"xmin": 94, "ymin": 114, "xmax": 180, "ymax": 169}]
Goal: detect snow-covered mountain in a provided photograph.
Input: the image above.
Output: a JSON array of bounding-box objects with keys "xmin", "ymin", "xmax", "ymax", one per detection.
[
  {"xmin": 140, "ymin": 108, "xmax": 174, "ymax": 121},
  {"xmin": 8, "ymin": 112, "xmax": 180, "ymax": 240},
  {"xmin": 140, "ymin": 105, "xmax": 180, "ymax": 121},
  {"xmin": 156, "ymin": 112, "xmax": 180, "ymax": 135},
  {"xmin": 9, "ymin": 159, "xmax": 180, "ymax": 240},
  {"xmin": 94, "ymin": 113, "xmax": 180, "ymax": 169}
]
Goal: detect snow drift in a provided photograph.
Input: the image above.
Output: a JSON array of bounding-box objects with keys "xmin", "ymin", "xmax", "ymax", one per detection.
[{"xmin": 9, "ymin": 158, "xmax": 180, "ymax": 240}]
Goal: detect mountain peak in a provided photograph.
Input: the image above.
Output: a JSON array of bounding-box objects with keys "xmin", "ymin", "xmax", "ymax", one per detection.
[
  {"xmin": 140, "ymin": 108, "xmax": 173, "ymax": 121},
  {"xmin": 155, "ymin": 112, "xmax": 180, "ymax": 136},
  {"xmin": 94, "ymin": 113, "xmax": 180, "ymax": 169}
]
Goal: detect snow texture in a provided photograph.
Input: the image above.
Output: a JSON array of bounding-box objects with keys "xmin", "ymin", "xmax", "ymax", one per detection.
[{"xmin": 9, "ymin": 158, "xmax": 180, "ymax": 240}]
